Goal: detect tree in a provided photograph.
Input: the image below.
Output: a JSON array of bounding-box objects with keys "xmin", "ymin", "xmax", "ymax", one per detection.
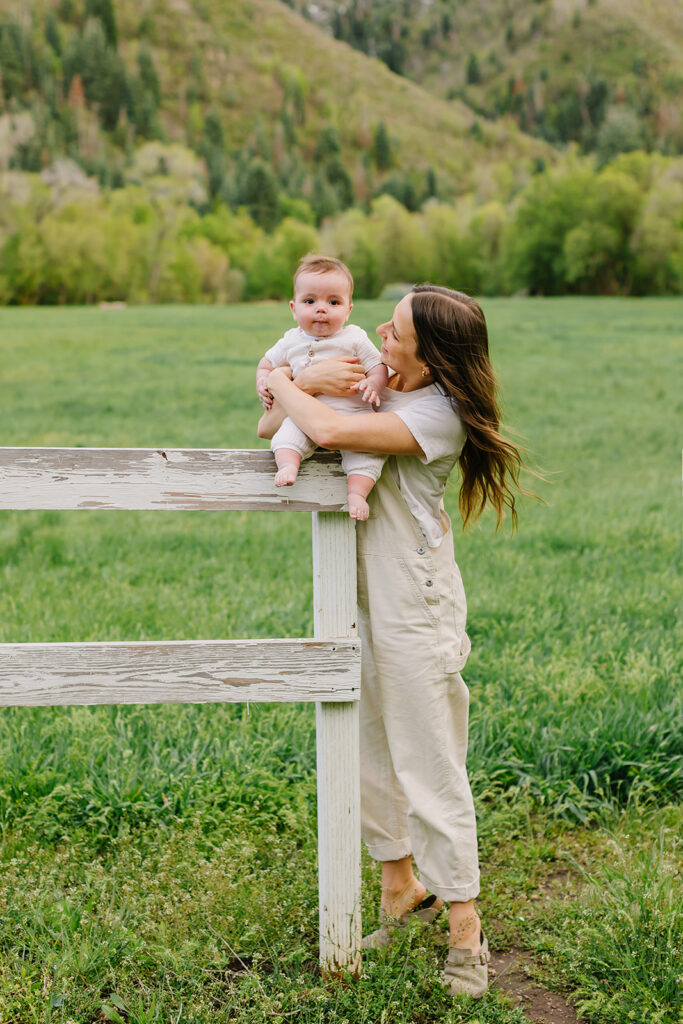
[
  {"xmin": 378, "ymin": 37, "xmax": 405, "ymax": 75},
  {"xmin": 135, "ymin": 91, "xmax": 163, "ymax": 141},
  {"xmin": 586, "ymin": 166, "xmax": 643, "ymax": 289},
  {"xmin": 631, "ymin": 185, "xmax": 683, "ymax": 294},
  {"xmin": 137, "ymin": 45, "xmax": 160, "ymax": 107},
  {"xmin": 202, "ymin": 109, "xmax": 225, "ymax": 151},
  {"xmin": 555, "ymin": 90, "xmax": 583, "ymax": 144},
  {"xmin": 79, "ymin": 18, "xmax": 127, "ymax": 130},
  {"xmin": 469, "ymin": 201, "xmax": 508, "ymax": 294},
  {"xmin": 45, "ymin": 12, "xmax": 62, "ymax": 55},
  {"xmin": 84, "ymin": 0, "xmax": 118, "ymax": 48},
  {"xmin": 325, "ymin": 156, "xmax": 354, "ymax": 209},
  {"xmin": 244, "ymin": 159, "xmax": 280, "ymax": 230},
  {"xmin": 503, "ymin": 161, "xmax": 597, "ymax": 294},
  {"xmin": 58, "ymin": 0, "xmax": 75, "ymax": 21},
  {"xmin": 376, "ymin": 172, "xmax": 418, "ymax": 212},
  {"xmin": 466, "ymin": 53, "xmax": 481, "ymax": 85},
  {"xmin": 291, "ymin": 73, "xmax": 306, "ymax": 125},
  {"xmin": 310, "ymin": 171, "xmax": 340, "ymax": 225},
  {"xmin": 245, "ymin": 216, "xmax": 318, "ymax": 299},
  {"xmin": 319, "ymin": 207, "xmax": 381, "ymax": 298},
  {"xmin": 199, "ymin": 110, "xmax": 226, "ymax": 198},
  {"xmin": 563, "ymin": 221, "xmax": 621, "ymax": 292},
  {"xmin": 278, "ymin": 64, "xmax": 307, "ymax": 125},
  {"xmin": 61, "ymin": 28, "xmax": 84, "ymax": 94},
  {"xmin": 422, "ymin": 203, "xmax": 483, "ymax": 295},
  {"xmin": 373, "ymin": 121, "xmax": 392, "ymax": 171},
  {"xmin": 0, "ymin": 22, "xmax": 25, "ymax": 100},
  {"xmin": 370, "ymin": 194, "xmax": 428, "ymax": 286},
  {"xmin": 596, "ymin": 106, "xmax": 644, "ymax": 165},
  {"xmin": 280, "ymin": 110, "xmax": 297, "ymax": 148},
  {"xmin": 586, "ymin": 76, "xmax": 608, "ymax": 129},
  {"xmin": 314, "ymin": 126, "xmax": 341, "ymax": 163}
]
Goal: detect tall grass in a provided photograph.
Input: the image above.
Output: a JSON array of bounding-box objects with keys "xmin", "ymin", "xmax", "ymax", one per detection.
[
  {"xmin": 545, "ymin": 825, "xmax": 682, "ymax": 1024},
  {"xmin": 0, "ymin": 298, "xmax": 681, "ymax": 1022},
  {"xmin": 1, "ymin": 299, "xmax": 680, "ymax": 841}
]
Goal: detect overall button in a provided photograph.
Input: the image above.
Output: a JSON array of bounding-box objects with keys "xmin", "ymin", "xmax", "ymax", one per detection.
[
  {"xmin": 425, "ymin": 579, "xmax": 433, "ymax": 587},
  {"xmin": 308, "ymin": 349, "xmax": 315, "ymax": 357},
  {"xmin": 417, "ymin": 546, "xmax": 426, "ymax": 554}
]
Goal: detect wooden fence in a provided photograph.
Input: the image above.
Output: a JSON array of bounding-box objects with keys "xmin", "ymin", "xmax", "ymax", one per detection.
[{"xmin": 0, "ymin": 447, "xmax": 362, "ymax": 974}]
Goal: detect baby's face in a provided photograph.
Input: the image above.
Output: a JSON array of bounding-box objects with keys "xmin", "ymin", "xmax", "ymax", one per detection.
[{"xmin": 290, "ymin": 270, "xmax": 352, "ymax": 338}]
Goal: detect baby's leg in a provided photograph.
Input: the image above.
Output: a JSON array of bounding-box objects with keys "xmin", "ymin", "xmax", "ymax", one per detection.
[
  {"xmin": 271, "ymin": 417, "xmax": 316, "ymax": 487},
  {"xmin": 274, "ymin": 448, "xmax": 301, "ymax": 487},
  {"xmin": 341, "ymin": 450, "xmax": 386, "ymax": 521},
  {"xmin": 323, "ymin": 400, "xmax": 386, "ymax": 519},
  {"xmin": 347, "ymin": 474, "xmax": 375, "ymax": 521}
]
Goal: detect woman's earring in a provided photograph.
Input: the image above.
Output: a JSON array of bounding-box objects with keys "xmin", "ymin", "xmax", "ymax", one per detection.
[{"xmin": 421, "ymin": 366, "xmax": 429, "ymax": 378}]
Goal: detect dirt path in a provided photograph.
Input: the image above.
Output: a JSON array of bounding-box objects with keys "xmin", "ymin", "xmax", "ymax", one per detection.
[{"xmin": 490, "ymin": 948, "xmax": 580, "ymax": 1023}]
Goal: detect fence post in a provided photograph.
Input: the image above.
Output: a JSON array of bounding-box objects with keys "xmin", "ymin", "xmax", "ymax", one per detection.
[{"xmin": 312, "ymin": 511, "xmax": 361, "ymax": 975}]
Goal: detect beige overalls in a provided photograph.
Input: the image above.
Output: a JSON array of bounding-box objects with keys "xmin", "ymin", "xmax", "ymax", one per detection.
[{"xmin": 356, "ymin": 459, "xmax": 480, "ymax": 903}]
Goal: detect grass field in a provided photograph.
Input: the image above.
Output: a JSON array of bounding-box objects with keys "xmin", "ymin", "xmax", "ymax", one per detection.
[{"xmin": 0, "ymin": 298, "xmax": 681, "ymax": 1024}]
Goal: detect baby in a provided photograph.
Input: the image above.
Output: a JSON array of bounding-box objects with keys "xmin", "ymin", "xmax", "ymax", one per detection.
[{"xmin": 256, "ymin": 254, "xmax": 388, "ymax": 520}]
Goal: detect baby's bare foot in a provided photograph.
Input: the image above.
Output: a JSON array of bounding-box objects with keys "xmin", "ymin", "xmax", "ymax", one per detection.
[
  {"xmin": 274, "ymin": 464, "xmax": 299, "ymax": 487},
  {"xmin": 348, "ymin": 492, "xmax": 370, "ymax": 520}
]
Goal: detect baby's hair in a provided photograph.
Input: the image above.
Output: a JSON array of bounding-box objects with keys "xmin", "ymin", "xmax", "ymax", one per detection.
[{"xmin": 293, "ymin": 253, "xmax": 354, "ymax": 299}]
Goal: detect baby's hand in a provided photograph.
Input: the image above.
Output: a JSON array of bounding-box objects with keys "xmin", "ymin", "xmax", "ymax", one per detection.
[
  {"xmin": 256, "ymin": 376, "xmax": 273, "ymax": 409},
  {"xmin": 354, "ymin": 376, "xmax": 382, "ymax": 408}
]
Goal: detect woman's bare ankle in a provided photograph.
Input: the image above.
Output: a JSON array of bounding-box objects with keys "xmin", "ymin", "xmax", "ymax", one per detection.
[
  {"xmin": 381, "ymin": 878, "xmax": 427, "ymax": 918},
  {"xmin": 448, "ymin": 905, "xmax": 481, "ymax": 949}
]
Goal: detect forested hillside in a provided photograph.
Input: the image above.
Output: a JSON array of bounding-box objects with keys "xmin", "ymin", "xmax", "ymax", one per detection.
[
  {"xmin": 300, "ymin": 0, "xmax": 683, "ymax": 158},
  {"xmin": 0, "ymin": 0, "xmax": 681, "ymax": 302},
  {"xmin": 0, "ymin": 0, "xmax": 549, "ymax": 210}
]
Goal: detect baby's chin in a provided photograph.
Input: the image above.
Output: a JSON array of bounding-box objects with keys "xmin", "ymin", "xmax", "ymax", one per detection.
[{"xmin": 308, "ymin": 323, "xmax": 342, "ymax": 337}]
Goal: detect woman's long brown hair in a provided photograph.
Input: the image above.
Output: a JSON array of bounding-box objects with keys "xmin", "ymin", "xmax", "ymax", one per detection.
[{"xmin": 411, "ymin": 285, "xmax": 523, "ymax": 529}]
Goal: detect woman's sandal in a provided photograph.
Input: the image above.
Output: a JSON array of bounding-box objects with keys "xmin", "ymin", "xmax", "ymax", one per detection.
[
  {"xmin": 361, "ymin": 893, "xmax": 445, "ymax": 950},
  {"xmin": 442, "ymin": 931, "xmax": 490, "ymax": 999}
]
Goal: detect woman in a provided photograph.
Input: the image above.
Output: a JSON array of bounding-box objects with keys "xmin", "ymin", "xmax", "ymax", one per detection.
[{"xmin": 267, "ymin": 285, "xmax": 523, "ymax": 999}]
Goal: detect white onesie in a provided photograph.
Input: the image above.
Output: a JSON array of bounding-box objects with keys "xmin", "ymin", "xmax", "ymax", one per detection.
[{"xmin": 265, "ymin": 324, "xmax": 387, "ymax": 482}]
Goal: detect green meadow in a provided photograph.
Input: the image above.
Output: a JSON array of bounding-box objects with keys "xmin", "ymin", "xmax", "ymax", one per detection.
[{"xmin": 0, "ymin": 298, "xmax": 681, "ymax": 1024}]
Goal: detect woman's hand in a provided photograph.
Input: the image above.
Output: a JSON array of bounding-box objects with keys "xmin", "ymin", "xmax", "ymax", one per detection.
[{"xmin": 296, "ymin": 357, "xmax": 366, "ymax": 397}]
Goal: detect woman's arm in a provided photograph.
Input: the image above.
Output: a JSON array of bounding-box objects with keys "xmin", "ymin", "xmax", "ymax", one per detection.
[
  {"xmin": 268, "ymin": 367, "xmax": 424, "ymax": 457},
  {"xmin": 257, "ymin": 358, "xmax": 368, "ymax": 441},
  {"xmin": 257, "ymin": 401, "xmax": 286, "ymax": 438}
]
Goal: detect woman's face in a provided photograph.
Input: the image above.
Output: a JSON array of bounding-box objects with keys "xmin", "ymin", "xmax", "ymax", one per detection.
[{"xmin": 376, "ymin": 294, "xmax": 421, "ymax": 376}]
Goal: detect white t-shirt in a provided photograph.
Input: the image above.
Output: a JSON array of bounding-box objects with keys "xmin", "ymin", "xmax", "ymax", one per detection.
[
  {"xmin": 264, "ymin": 324, "xmax": 383, "ymax": 378},
  {"xmin": 381, "ymin": 384, "xmax": 466, "ymax": 548}
]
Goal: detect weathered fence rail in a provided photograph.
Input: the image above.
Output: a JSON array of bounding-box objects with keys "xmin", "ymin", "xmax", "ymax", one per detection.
[{"xmin": 0, "ymin": 447, "xmax": 362, "ymax": 974}]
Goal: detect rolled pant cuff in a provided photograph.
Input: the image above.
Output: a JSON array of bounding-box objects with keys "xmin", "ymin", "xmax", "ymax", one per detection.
[
  {"xmin": 365, "ymin": 837, "xmax": 412, "ymax": 862},
  {"xmin": 418, "ymin": 870, "xmax": 480, "ymax": 904},
  {"xmin": 271, "ymin": 442, "xmax": 308, "ymax": 458}
]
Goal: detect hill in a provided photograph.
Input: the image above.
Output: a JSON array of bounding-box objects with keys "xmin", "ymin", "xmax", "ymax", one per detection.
[
  {"xmin": 298, "ymin": 0, "xmax": 683, "ymax": 157},
  {"xmin": 0, "ymin": 0, "xmax": 552, "ymax": 211},
  {"xmin": 1, "ymin": 0, "xmax": 681, "ymax": 303}
]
